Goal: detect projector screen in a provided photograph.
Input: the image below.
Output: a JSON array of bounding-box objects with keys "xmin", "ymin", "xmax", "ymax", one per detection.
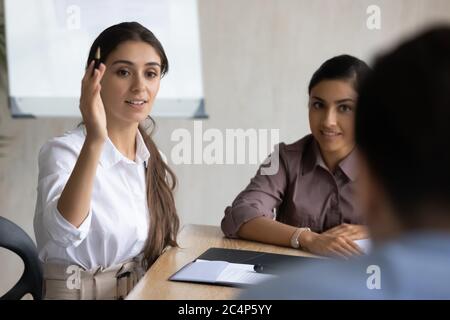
[{"xmin": 4, "ymin": 0, "xmax": 206, "ymax": 118}]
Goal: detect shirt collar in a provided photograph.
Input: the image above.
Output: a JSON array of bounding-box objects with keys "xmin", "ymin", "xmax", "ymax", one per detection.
[
  {"xmin": 81, "ymin": 125, "xmax": 150, "ymax": 169},
  {"xmin": 301, "ymin": 135, "xmax": 317, "ymax": 176},
  {"xmin": 302, "ymin": 136, "xmax": 358, "ymax": 181},
  {"xmin": 338, "ymin": 147, "xmax": 358, "ymax": 182},
  {"xmin": 135, "ymin": 130, "xmax": 151, "ymax": 168}
]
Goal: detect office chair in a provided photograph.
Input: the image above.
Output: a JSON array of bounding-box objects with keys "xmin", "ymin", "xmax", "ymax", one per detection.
[{"xmin": 0, "ymin": 216, "xmax": 43, "ymax": 300}]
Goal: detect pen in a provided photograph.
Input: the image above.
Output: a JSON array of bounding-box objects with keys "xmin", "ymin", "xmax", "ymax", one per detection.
[
  {"xmin": 253, "ymin": 264, "xmax": 264, "ymax": 273},
  {"xmin": 92, "ymin": 47, "xmax": 101, "ymax": 75}
]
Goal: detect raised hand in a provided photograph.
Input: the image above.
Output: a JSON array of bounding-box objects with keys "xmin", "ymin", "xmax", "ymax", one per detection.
[{"xmin": 79, "ymin": 61, "xmax": 108, "ymax": 142}]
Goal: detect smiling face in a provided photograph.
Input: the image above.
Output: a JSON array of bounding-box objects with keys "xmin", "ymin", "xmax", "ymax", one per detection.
[
  {"xmin": 100, "ymin": 40, "xmax": 162, "ymax": 126},
  {"xmin": 308, "ymin": 79, "xmax": 357, "ymax": 162}
]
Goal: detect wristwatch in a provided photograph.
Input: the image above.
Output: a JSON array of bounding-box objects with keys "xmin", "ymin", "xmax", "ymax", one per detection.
[{"xmin": 290, "ymin": 227, "xmax": 311, "ymax": 249}]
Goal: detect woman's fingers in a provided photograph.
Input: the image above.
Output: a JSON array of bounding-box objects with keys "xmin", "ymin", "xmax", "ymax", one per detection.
[
  {"xmin": 313, "ymin": 232, "xmax": 366, "ymax": 259},
  {"xmin": 98, "ymin": 62, "xmax": 106, "ymax": 75},
  {"xmin": 345, "ymin": 238, "xmax": 364, "ymax": 255},
  {"xmin": 335, "ymin": 241, "xmax": 359, "ymax": 257},
  {"xmin": 328, "ymin": 237, "xmax": 363, "ymax": 258},
  {"xmin": 325, "ymin": 224, "xmax": 351, "ymax": 235},
  {"xmin": 349, "ymin": 230, "xmax": 368, "ymax": 240},
  {"xmin": 80, "ymin": 63, "xmax": 105, "ymax": 117},
  {"xmin": 345, "ymin": 226, "xmax": 369, "ymax": 240},
  {"xmin": 323, "ymin": 229, "xmax": 337, "ymax": 236},
  {"xmin": 83, "ymin": 60, "xmax": 95, "ymax": 82},
  {"xmin": 93, "ymin": 63, "xmax": 106, "ymax": 81},
  {"xmin": 325, "ymin": 225, "xmax": 368, "ymax": 239},
  {"xmin": 82, "ymin": 63, "xmax": 106, "ymax": 101},
  {"xmin": 93, "ymin": 83, "xmax": 102, "ymax": 97},
  {"xmin": 90, "ymin": 64, "xmax": 106, "ymax": 94},
  {"xmin": 83, "ymin": 61, "xmax": 105, "ymax": 85},
  {"xmin": 325, "ymin": 228, "xmax": 347, "ymax": 237}
]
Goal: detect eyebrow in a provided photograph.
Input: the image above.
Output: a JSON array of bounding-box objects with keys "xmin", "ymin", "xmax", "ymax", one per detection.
[
  {"xmin": 111, "ymin": 60, "xmax": 161, "ymax": 68},
  {"xmin": 311, "ymin": 96, "xmax": 355, "ymax": 103}
]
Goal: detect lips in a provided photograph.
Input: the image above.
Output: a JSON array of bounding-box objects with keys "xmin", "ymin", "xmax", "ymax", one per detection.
[
  {"xmin": 320, "ymin": 130, "xmax": 342, "ymax": 137},
  {"xmin": 125, "ymin": 99, "xmax": 147, "ymax": 109}
]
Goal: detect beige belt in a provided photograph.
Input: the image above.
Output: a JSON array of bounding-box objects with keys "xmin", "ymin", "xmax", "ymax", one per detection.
[{"xmin": 43, "ymin": 255, "xmax": 145, "ymax": 300}]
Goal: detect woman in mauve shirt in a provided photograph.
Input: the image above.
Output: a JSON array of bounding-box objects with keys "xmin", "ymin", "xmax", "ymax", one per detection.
[{"xmin": 222, "ymin": 55, "xmax": 371, "ymax": 258}]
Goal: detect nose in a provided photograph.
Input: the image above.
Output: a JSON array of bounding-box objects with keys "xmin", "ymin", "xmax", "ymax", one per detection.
[
  {"xmin": 131, "ymin": 74, "xmax": 146, "ymax": 93},
  {"xmin": 322, "ymin": 107, "xmax": 337, "ymax": 127}
]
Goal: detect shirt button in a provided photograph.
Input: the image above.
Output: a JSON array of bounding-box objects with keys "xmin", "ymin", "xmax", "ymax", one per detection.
[{"xmin": 331, "ymin": 196, "xmax": 338, "ymax": 208}]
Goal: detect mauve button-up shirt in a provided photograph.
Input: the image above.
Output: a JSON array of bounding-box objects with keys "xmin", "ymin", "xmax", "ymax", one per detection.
[{"xmin": 221, "ymin": 134, "xmax": 364, "ymax": 238}]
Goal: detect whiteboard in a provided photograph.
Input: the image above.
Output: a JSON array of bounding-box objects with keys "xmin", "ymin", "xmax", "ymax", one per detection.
[{"xmin": 5, "ymin": 0, "xmax": 206, "ymax": 118}]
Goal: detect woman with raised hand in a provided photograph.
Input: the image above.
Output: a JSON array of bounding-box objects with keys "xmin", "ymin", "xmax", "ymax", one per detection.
[{"xmin": 34, "ymin": 22, "xmax": 179, "ymax": 299}]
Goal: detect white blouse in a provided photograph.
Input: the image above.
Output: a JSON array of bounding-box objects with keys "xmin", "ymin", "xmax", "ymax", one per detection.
[{"xmin": 34, "ymin": 125, "xmax": 150, "ymax": 270}]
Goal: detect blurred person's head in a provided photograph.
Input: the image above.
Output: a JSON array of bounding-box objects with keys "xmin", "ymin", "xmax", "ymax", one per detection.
[
  {"xmin": 356, "ymin": 26, "xmax": 450, "ymax": 242},
  {"xmin": 308, "ymin": 55, "xmax": 371, "ymax": 170}
]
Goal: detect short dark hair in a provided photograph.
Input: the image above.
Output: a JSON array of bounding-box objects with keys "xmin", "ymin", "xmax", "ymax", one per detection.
[
  {"xmin": 355, "ymin": 26, "xmax": 450, "ymax": 220},
  {"xmin": 308, "ymin": 54, "xmax": 371, "ymax": 94}
]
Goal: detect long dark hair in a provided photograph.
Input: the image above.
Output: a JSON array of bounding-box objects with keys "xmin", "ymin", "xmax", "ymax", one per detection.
[{"xmin": 87, "ymin": 22, "xmax": 178, "ymax": 269}]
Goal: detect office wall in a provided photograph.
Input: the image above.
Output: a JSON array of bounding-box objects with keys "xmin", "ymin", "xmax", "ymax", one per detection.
[{"xmin": 1, "ymin": 0, "xmax": 450, "ymax": 297}]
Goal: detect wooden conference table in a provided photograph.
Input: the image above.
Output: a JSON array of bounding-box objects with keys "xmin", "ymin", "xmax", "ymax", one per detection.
[{"xmin": 126, "ymin": 224, "xmax": 318, "ymax": 300}]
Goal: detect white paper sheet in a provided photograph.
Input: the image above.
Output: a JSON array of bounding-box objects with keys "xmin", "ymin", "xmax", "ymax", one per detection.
[
  {"xmin": 355, "ymin": 239, "xmax": 372, "ymax": 254},
  {"xmin": 170, "ymin": 259, "xmax": 277, "ymax": 286}
]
